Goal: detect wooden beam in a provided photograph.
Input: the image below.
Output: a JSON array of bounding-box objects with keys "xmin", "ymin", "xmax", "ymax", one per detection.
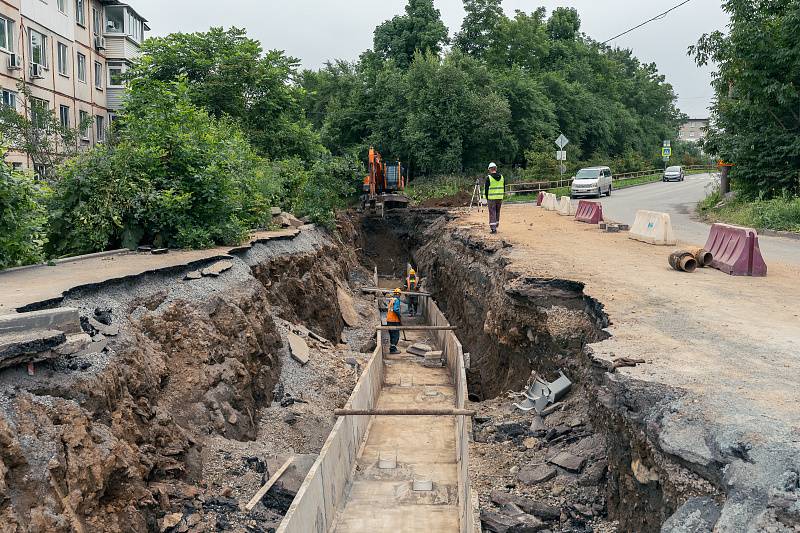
[
  {"xmin": 334, "ymin": 408, "xmax": 476, "ymax": 416},
  {"xmin": 376, "ymin": 325, "xmax": 456, "ymax": 331},
  {"xmin": 245, "ymin": 455, "xmax": 294, "ymax": 512},
  {"xmin": 361, "ymin": 288, "xmax": 431, "ymax": 297}
]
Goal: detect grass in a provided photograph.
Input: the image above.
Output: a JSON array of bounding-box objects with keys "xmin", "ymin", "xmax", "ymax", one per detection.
[
  {"xmin": 697, "ymin": 189, "xmax": 800, "ymax": 233},
  {"xmin": 404, "ymin": 175, "xmax": 474, "ymax": 204}
]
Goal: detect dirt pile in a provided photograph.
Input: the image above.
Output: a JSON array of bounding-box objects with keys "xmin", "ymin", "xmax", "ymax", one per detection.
[{"xmin": 0, "ymin": 225, "xmax": 374, "ymax": 532}]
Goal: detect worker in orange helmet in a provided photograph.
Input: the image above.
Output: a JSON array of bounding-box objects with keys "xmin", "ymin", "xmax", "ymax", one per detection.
[
  {"xmin": 406, "ymin": 268, "xmax": 419, "ymax": 316},
  {"xmin": 386, "ymin": 288, "xmax": 403, "ymax": 353}
]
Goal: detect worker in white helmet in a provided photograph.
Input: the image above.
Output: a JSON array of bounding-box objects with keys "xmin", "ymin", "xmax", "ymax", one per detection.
[{"xmin": 484, "ymin": 163, "xmax": 505, "ymax": 233}]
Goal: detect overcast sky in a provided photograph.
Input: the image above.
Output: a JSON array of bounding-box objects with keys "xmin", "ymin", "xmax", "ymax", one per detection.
[{"xmin": 133, "ymin": 0, "xmax": 728, "ymax": 118}]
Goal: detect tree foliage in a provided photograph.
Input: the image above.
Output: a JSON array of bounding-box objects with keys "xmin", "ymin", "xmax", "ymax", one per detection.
[
  {"xmin": 303, "ymin": 1, "xmax": 683, "ymax": 175},
  {"xmin": 691, "ymin": 0, "xmax": 800, "ymax": 197},
  {"xmin": 0, "ymin": 157, "xmax": 48, "ymax": 268},
  {"xmin": 373, "ymin": 0, "xmax": 449, "ymax": 68},
  {"xmin": 130, "ymin": 27, "xmax": 324, "ymax": 161}
]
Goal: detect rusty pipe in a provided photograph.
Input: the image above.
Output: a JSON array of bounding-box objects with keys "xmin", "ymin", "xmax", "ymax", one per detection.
[
  {"xmin": 687, "ymin": 247, "xmax": 713, "ymax": 267},
  {"xmin": 668, "ymin": 251, "xmax": 698, "ymax": 273}
]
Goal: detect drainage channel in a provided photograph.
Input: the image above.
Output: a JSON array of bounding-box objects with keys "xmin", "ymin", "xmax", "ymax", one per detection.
[{"xmin": 277, "ymin": 283, "xmax": 474, "ymax": 532}]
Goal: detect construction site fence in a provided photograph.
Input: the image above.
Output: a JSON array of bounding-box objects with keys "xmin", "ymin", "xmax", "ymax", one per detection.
[
  {"xmin": 505, "ymin": 165, "xmax": 716, "ymax": 195},
  {"xmin": 423, "ymin": 297, "xmax": 477, "ymax": 533},
  {"xmin": 276, "ymin": 330, "xmax": 384, "ymax": 533}
]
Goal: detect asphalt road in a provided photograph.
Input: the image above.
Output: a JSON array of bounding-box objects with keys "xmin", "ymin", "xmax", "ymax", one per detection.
[{"xmin": 595, "ymin": 173, "xmax": 800, "ymax": 265}]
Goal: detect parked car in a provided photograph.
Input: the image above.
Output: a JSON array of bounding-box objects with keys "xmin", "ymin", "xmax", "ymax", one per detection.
[
  {"xmin": 570, "ymin": 166, "xmax": 613, "ymax": 198},
  {"xmin": 663, "ymin": 165, "xmax": 685, "ymax": 182}
]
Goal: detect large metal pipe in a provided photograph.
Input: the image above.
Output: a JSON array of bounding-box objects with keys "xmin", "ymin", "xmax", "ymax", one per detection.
[
  {"xmin": 668, "ymin": 251, "xmax": 698, "ymax": 273},
  {"xmin": 687, "ymin": 247, "xmax": 713, "ymax": 267}
]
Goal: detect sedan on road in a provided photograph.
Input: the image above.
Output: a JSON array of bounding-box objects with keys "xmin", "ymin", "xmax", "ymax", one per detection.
[{"xmin": 663, "ymin": 165, "xmax": 685, "ymax": 182}]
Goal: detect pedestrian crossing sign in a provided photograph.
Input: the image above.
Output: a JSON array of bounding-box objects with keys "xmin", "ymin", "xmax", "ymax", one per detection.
[{"xmin": 662, "ymin": 147, "xmax": 672, "ymax": 157}]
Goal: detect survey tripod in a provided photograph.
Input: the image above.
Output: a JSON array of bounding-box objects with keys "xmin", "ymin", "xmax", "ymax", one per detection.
[{"xmin": 469, "ymin": 176, "xmax": 486, "ymax": 211}]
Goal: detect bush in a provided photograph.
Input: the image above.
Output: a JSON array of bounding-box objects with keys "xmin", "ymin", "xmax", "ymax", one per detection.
[
  {"xmin": 48, "ymin": 79, "xmax": 274, "ymax": 256},
  {"xmin": 0, "ymin": 159, "xmax": 49, "ymax": 268},
  {"xmin": 698, "ymin": 186, "xmax": 800, "ymax": 233}
]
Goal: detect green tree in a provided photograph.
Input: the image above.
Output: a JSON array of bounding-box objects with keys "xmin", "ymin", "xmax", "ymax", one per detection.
[
  {"xmin": 0, "ymin": 156, "xmax": 48, "ymax": 268},
  {"xmin": 130, "ymin": 27, "xmax": 324, "ymax": 160},
  {"xmin": 454, "ymin": 0, "xmax": 505, "ymax": 59},
  {"xmin": 691, "ymin": 0, "xmax": 800, "ymax": 197},
  {"xmin": 373, "ymin": 0, "xmax": 449, "ymax": 68},
  {"xmin": 547, "ymin": 7, "xmax": 581, "ymax": 41}
]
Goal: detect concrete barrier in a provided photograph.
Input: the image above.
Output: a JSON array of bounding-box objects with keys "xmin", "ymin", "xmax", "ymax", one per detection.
[
  {"xmin": 557, "ymin": 196, "xmax": 576, "ymax": 216},
  {"xmin": 277, "ymin": 332, "xmax": 383, "ymax": 533},
  {"xmin": 542, "ymin": 193, "xmax": 558, "ymax": 211},
  {"xmin": 628, "ymin": 210, "xmax": 676, "ymax": 245},
  {"xmin": 575, "ymin": 200, "xmax": 603, "ymax": 224},
  {"xmin": 704, "ymin": 223, "xmax": 767, "ymax": 276},
  {"xmin": 536, "ymin": 192, "xmax": 544, "ymax": 206}
]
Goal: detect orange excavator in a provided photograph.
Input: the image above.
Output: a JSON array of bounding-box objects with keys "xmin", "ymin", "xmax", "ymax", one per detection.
[{"xmin": 362, "ymin": 147, "xmax": 409, "ymax": 213}]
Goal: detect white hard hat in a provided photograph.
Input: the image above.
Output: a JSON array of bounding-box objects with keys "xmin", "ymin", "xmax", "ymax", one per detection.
[{"xmin": 488, "ymin": 162, "xmax": 497, "ymax": 169}]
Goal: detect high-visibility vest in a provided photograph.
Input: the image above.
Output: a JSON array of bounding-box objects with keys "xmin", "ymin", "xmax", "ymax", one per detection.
[
  {"xmin": 406, "ymin": 275, "xmax": 417, "ymax": 290},
  {"xmin": 487, "ymin": 174, "xmax": 505, "ymax": 200},
  {"xmin": 386, "ymin": 297, "xmax": 401, "ymax": 323}
]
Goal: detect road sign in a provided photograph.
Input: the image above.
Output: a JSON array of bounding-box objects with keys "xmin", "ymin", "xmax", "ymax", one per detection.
[
  {"xmin": 555, "ymin": 134, "xmax": 569, "ymax": 150},
  {"xmin": 662, "ymin": 147, "xmax": 672, "ymax": 157},
  {"xmin": 663, "ymin": 140, "xmax": 671, "ymax": 147},
  {"xmin": 555, "ymin": 150, "xmax": 567, "ymax": 161}
]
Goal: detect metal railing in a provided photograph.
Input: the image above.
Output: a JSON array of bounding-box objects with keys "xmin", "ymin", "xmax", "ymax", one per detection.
[{"xmin": 505, "ymin": 165, "xmax": 714, "ymax": 196}]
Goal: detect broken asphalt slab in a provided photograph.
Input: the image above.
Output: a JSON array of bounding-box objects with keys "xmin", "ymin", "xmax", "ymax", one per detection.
[{"xmin": 286, "ymin": 331, "xmax": 310, "ymax": 366}]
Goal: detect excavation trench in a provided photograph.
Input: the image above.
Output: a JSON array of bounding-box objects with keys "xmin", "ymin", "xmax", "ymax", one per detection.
[
  {"xmin": 360, "ymin": 209, "xmax": 719, "ymax": 532},
  {"xmin": 0, "ymin": 211, "xmax": 717, "ymax": 532}
]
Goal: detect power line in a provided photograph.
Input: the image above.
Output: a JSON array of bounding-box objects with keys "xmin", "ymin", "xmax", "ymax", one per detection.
[{"xmin": 601, "ymin": 0, "xmax": 694, "ymax": 45}]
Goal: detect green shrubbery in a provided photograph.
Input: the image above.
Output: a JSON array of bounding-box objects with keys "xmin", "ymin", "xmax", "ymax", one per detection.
[
  {"xmin": 698, "ymin": 188, "xmax": 800, "ymax": 233},
  {"xmin": 0, "ymin": 158, "xmax": 49, "ymax": 268}
]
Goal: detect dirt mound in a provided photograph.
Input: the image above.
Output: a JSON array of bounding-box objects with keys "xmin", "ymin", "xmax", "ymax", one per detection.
[{"xmin": 419, "ymin": 189, "xmax": 472, "ymax": 208}]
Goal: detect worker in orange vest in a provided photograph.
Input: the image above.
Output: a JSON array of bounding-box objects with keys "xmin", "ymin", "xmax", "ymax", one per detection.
[
  {"xmin": 406, "ymin": 268, "xmax": 419, "ymax": 316},
  {"xmin": 386, "ymin": 288, "xmax": 403, "ymax": 354}
]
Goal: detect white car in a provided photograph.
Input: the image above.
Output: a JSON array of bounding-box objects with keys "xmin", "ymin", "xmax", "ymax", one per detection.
[{"xmin": 571, "ymin": 166, "xmax": 613, "ymax": 198}]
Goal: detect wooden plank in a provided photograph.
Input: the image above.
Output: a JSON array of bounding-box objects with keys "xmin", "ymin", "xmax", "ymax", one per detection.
[
  {"xmin": 361, "ymin": 288, "xmax": 431, "ymax": 297},
  {"xmin": 376, "ymin": 325, "xmax": 456, "ymax": 331},
  {"xmin": 334, "ymin": 408, "xmax": 475, "ymax": 416},
  {"xmin": 245, "ymin": 455, "xmax": 294, "ymax": 512}
]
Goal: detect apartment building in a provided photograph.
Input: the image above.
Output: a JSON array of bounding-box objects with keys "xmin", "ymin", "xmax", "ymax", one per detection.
[
  {"xmin": 678, "ymin": 118, "xmax": 709, "ymax": 144},
  {"xmin": 0, "ymin": 0, "xmax": 148, "ymax": 171}
]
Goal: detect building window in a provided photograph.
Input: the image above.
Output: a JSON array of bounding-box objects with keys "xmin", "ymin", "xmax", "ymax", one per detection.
[
  {"xmin": 30, "ymin": 98, "xmax": 49, "ymax": 129},
  {"xmin": 92, "ymin": 7, "xmax": 101, "ymax": 36},
  {"xmin": 59, "ymin": 105, "xmax": 70, "ymax": 129},
  {"xmin": 127, "ymin": 11, "xmax": 144, "ymax": 42},
  {"xmin": 12, "ymin": 162, "xmax": 23, "ymax": 172},
  {"xmin": 94, "ymin": 61, "xmax": 103, "ymax": 90},
  {"xmin": 96, "ymin": 115, "xmax": 105, "ymax": 142},
  {"xmin": 79, "ymin": 110, "xmax": 90, "ymax": 139},
  {"xmin": 108, "ymin": 62, "xmax": 125, "ymax": 87},
  {"xmin": 1, "ymin": 89, "xmax": 15, "ymax": 109},
  {"xmin": 0, "ymin": 16, "xmax": 13, "ymax": 52},
  {"xmin": 29, "ymin": 29, "xmax": 48, "ymax": 68},
  {"xmin": 77, "ymin": 52, "xmax": 86, "ymax": 82},
  {"xmin": 76, "ymin": 0, "xmax": 86, "ymax": 26},
  {"xmin": 106, "ymin": 7, "xmax": 124, "ymax": 33},
  {"xmin": 34, "ymin": 164, "xmax": 48, "ymax": 181},
  {"xmin": 58, "ymin": 0, "xmax": 67, "ymax": 14},
  {"xmin": 57, "ymin": 42, "xmax": 69, "ymax": 76}
]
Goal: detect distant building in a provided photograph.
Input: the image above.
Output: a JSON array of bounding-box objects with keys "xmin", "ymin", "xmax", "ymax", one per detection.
[
  {"xmin": 0, "ymin": 0, "xmax": 148, "ymax": 172},
  {"xmin": 679, "ymin": 118, "xmax": 709, "ymax": 143}
]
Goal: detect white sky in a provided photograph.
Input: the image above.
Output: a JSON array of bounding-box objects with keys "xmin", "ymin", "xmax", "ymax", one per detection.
[{"xmin": 133, "ymin": 0, "xmax": 728, "ymax": 118}]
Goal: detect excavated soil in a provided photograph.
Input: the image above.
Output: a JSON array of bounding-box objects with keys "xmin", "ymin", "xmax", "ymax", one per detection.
[{"xmin": 0, "ymin": 221, "xmax": 380, "ymax": 533}]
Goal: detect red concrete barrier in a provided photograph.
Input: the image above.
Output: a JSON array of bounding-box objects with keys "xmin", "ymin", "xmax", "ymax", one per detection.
[
  {"xmin": 704, "ymin": 223, "xmax": 767, "ymax": 276},
  {"xmin": 574, "ymin": 200, "xmax": 603, "ymax": 224},
  {"xmin": 536, "ymin": 192, "xmax": 544, "ymax": 206}
]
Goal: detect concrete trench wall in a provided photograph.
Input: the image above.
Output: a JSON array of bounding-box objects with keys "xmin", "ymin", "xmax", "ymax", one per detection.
[{"xmin": 277, "ymin": 296, "xmax": 476, "ymax": 533}]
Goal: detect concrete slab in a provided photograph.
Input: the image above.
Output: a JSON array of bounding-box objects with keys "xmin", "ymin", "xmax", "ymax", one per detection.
[
  {"xmin": 0, "ymin": 330, "xmax": 66, "ymax": 368},
  {"xmin": 0, "ymin": 308, "xmax": 81, "ymax": 334},
  {"xmin": 286, "ymin": 331, "xmax": 310, "ymax": 366},
  {"xmin": 337, "ymin": 286, "xmax": 359, "ymax": 327}
]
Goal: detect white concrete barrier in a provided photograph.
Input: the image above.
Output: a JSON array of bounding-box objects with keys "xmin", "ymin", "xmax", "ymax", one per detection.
[
  {"xmin": 542, "ymin": 193, "xmax": 558, "ymax": 211},
  {"xmin": 557, "ymin": 196, "xmax": 576, "ymax": 216},
  {"xmin": 629, "ymin": 210, "xmax": 676, "ymax": 245}
]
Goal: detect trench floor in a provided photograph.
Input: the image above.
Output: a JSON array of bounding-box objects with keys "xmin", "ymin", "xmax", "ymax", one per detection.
[{"xmin": 332, "ymin": 321, "xmax": 460, "ymax": 532}]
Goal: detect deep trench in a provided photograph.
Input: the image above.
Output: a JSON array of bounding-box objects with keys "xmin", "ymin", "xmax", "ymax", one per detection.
[{"xmin": 357, "ymin": 209, "xmax": 692, "ymax": 532}]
